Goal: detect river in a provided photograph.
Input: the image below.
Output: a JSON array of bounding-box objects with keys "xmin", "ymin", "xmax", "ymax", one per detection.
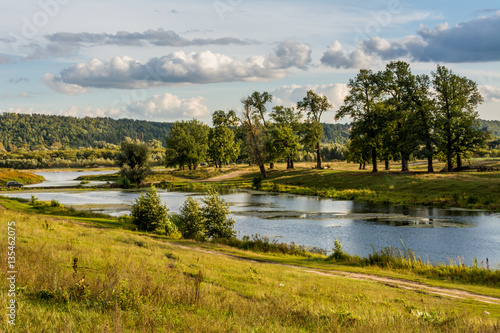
[{"xmin": 3, "ymin": 171, "xmax": 499, "ymax": 267}]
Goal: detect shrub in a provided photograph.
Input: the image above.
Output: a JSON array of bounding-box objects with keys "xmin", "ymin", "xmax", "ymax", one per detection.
[
  {"xmin": 130, "ymin": 185, "xmax": 176, "ymax": 234},
  {"xmin": 252, "ymin": 176, "xmax": 262, "ymax": 190},
  {"xmin": 202, "ymin": 187, "xmax": 235, "ymax": 239},
  {"xmin": 50, "ymin": 199, "xmax": 62, "ymax": 207},
  {"xmin": 177, "ymin": 196, "xmax": 207, "ymax": 240}
]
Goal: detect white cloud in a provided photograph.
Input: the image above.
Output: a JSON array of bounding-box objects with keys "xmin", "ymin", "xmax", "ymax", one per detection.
[
  {"xmin": 42, "ymin": 73, "xmax": 90, "ymax": 95},
  {"xmin": 322, "ymin": 12, "xmax": 500, "ymax": 67},
  {"xmin": 127, "ymin": 93, "xmax": 210, "ymax": 121},
  {"xmin": 266, "ymin": 40, "xmax": 311, "ymax": 69},
  {"xmin": 272, "ymin": 83, "xmax": 349, "ymax": 110},
  {"xmin": 320, "ymin": 41, "xmax": 372, "ymax": 69},
  {"xmin": 480, "ymin": 85, "xmax": 500, "ymax": 103},
  {"xmin": 44, "ymin": 41, "xmax": 310, "ymax": 92},
  {"xmin": 0, "ymin": 105, "xmax": 122, "ymax": 118}
]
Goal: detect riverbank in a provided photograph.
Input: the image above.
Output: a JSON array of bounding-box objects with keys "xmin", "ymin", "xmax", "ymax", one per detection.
[
  {"xmin": 0, "ymin": 204, "xmax": 499, "ymax": 331},
  {"xmin": 0, "ymin": 169, "xmax": 45, "ymax": 187},
  {"xmin": 159, "ymin": 160, "xmax": 500, "ymax": 211}
]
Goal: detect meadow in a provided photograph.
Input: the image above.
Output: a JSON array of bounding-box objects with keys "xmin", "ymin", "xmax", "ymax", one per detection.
[{"xmin": 1, "ymin": 196, "xmax": 500, "ymax": 332}]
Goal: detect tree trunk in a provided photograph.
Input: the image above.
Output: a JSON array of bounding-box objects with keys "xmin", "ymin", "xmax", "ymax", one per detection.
[
  {"xmin": 371, "ymin": 146, "xmax": 378, "ymax": 172},
  {"xmin": 385, "ymin": 159, "xmax": 390, "ymax": 170},
  {"xmin": 359, "ymin": 163, "xmax": 362, "ymax": 170},
  {"xmin": 426, "ymin": 141, "xmax": 434, "ymax": 173},
  {"xmin": 259, "ymin": 164, "xmax": 267, "ymax": 178},
  {"xmin": 286, "ymin": 156, "xmax": 290, "ymax": 169},
  {"xmin": 270, "ymin": 162, "xmax": 274, "ymax": 169},
  {"xmin": 362, "ymin": 163, "xmax": 366, "ymax": 170},
  {"xmin": 457, "ymin": 154, "xmax": 462, "ymax": 169},
  {"xmin": 316, "ymin": 141, "xmax": 322, "ymax": 169},
  {"xmin": 218, "ymin": 161, "xmax": 222, "ymax": 169},
  {"xmin": 290, "ymin": 158, "xmax": 294, "ymax": 169},
  {"xmin": 401, "ymin": 156, "xmax": 409, "ymax": 172},
  {"xmin": 447, "ymin": 151, "xmax": 453, "ymax": 172}
]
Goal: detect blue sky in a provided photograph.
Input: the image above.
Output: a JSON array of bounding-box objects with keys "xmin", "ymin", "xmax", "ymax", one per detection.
[{"xmin": 1, "ymin": 0, "xmax": 499, "ymax": 124}]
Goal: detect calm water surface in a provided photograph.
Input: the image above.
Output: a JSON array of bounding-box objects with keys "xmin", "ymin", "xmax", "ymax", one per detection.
[{"xmin": 4, "ymin": 171, "xmax": 500, "ymax": 267}]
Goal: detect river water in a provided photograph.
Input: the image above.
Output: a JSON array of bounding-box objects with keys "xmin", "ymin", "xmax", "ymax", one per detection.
[{"xmin": 3, "ymin": 171, "xmax": 499, "ymax": 267}]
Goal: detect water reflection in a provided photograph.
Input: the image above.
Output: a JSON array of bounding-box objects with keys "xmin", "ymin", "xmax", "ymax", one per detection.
[{"xmin": 2, "ymin": 187, "xmax": 499, "ymax": 267}]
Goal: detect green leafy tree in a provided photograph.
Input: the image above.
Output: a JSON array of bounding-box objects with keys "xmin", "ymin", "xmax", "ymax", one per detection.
[
  {"xmin": 297, "ymin": 90, "xmax": 332, "ymax": 169},
  {"xmin": 432, "ymin": 65, "xmax": 485, "ymax": 171},
  {"xmin": 241, "ymin": 92, "xmax": 273, "ymax": 178},
  {"xmin": 208, "ymin": 110, "xmax": 240, "ymax": 168},
  {"xmin": 130, "ymin": 185, "xmax": 176, "ymax": 234},
  {"xmin": 383, "ymin": 61, "xmax": 423, "ymax": 172},
  {"xmin": 269, "ymin": 105, "xmax": 302, "ymax": 169},
  {"xmin": 115, "ymin": 137, "xmax": 151, "ymax": 186},
  {"xmin": 336, "ymin": 70, "xmax": 386, "ymax": 172},
  {"xmin": 165, "ymin": 120, "xmax": 210, "ymax": 170},
  {"xmin": 202, "ymin": 187, "xmax": 235, "ymax": 239},
  {"xmin": 178, "ymin": 196, "xmax": 206, "ymax": 240}
]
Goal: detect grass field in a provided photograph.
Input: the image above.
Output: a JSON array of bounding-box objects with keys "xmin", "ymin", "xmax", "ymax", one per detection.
[
  {"xmin": 1, "ymin": 193, "xmax": 500, "ymax": 332},
  {"xmin": 0, "ymin": 169, "xmax": 45, "ymax": 187}
]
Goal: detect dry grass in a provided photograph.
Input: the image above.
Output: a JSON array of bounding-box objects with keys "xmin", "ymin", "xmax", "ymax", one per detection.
[{"xmin": 1, "ymin": 208, "xmax": 499, "ymax": 332}]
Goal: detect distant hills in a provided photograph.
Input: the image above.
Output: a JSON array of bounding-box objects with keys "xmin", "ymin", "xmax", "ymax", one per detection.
[{"xmin": 0, "ymin": 112, "xmax": 498, "ymax": 151}]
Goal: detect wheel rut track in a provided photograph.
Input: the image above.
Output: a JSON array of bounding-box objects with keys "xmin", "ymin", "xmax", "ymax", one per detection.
[{"xmin": 169, "ymin": 242, "xmax": 500, "ymax": 306}]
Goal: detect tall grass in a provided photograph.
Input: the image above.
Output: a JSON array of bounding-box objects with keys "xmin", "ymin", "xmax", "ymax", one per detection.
[
  {"xmin": 327, "ymin": 240, "xmax": 500, "ymax": 287},
  {"xmin": 1, "ymin": 209, "xmax": 499, "ymax": 332}
]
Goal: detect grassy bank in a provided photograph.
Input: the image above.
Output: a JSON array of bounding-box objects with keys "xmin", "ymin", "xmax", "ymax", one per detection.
[
  {"xmin": 209, "ymin": 160, "xmax": 500, "ymax": 211},
  {"xmin": 0, "ymin": 169, "xmax": 45, "ymax": 187},
  {"xmin": 1, "ymin": 206, "xmax": 499, "ymax": 332}
]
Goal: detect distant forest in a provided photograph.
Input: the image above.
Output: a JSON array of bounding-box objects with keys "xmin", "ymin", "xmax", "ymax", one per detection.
[{"xmin": 0, "ymin": 112, "xmax": 497, "ymax": 151}]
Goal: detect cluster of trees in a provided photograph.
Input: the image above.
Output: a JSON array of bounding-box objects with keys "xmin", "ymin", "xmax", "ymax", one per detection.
[
  {"xmin": 131, "ymin": 185, "xmax": 235, "ymax": 240},
  {"xmin": 337, "ymin": 62, "xmax": 489, "ymax": 172},
  {"xmin": 0, "ymin": 139, "xmax": 165, "ymax": 169},
  {"xmin": 163, "ymin": 90, "xmax": 335, "ymax": 178},
  {"xmin": 0, "ymin": 113, "xmax": 172, "ymax": 150}
]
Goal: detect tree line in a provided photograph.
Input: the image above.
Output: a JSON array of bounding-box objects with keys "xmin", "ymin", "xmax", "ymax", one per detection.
[
  {"xmin": 162, "ymin": 62, "xmax": 492, "ymax": 178},
  {"xmin": 0, "ymin": 113, "xmax": 173, "ymax": 151},
  {"xmin": 336, "ymin": 61, "xmax": 489, "ymax": 172}
]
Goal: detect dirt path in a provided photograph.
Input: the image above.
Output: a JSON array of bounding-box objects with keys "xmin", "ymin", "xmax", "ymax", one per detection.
[
  {"xmin": 200, "ymin": 171, "xmax": 251, "ymax": 182},
  {"xmin": 169, "ymin": 242, "xmax": 500, "ymax": 306}
]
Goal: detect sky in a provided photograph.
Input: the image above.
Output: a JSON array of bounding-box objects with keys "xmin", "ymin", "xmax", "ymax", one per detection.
[{"xmin": 1, "ymin": 0, "xmax": 499, "ymax": 124}]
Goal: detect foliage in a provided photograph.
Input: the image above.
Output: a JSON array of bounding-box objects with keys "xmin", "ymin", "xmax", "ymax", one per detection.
[
  {"xmin": 0, "ymin": 112, "xmax": 172, "ymax": 151},
  {"xmin": 202, "ymin": 187, "xmax": 236, "ymax": 239},
  {"xmin": 177, "ymin": 196, "xmax": 207, "ymax": 240},
  {"xmin": 337, "ymin": 62, "xmax": 489, "ymax": 173},
  {"xmin": 115, "ymin": 138, "xmax": 151, "ymax": 186},
  {"xmin": 0, "ymin": 169, "xmax": 45, "ymax": 186},
  {"xmin": 130, "ymin": 185, "xmax": 176, "ymax": 234},
  {"xmin": 241, "ymin": 91, "xmax": 272, "ymax": 178},
  {"xmin": 432, "ymin": 65, "xmax": 487, "ymax": 171},
  {"xmin": 297, "ymin": 90, "xmax": 333, "ymax": 169},
  {"xmin": 3, "ymin": 207, "xmax": 499, "ymax": 332},
  {"xmin": 165, "ymin": 119, "xmax": 210, "ymax": 170},
  {"xmin": 215, "ymin": 234, "xmax": 326, "ymax": 256},
  {"xmin": 208, "ymin": 110, "xmax": 240, "ymax": 168}
]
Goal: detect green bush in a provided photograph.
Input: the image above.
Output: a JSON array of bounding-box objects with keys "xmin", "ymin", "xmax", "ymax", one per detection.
[
  {"xmin": 177, "ymin": 196, "xmax": 207, "ymax": 240},
  {"xmin": 202, "ymin": 187, "xmax": 235, "ymax": 239},
  {"xmin": 130, "ymin": 185, "xmax": 176, "ymax": 234}
]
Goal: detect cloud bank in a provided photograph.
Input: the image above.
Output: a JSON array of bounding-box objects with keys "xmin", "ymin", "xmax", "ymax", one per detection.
[
  {"xmin": 44, "ymin": 40, "xmax": 311, "ymax": 92},
  {"xmin": 322, "ymin": 12, "xmax": 500, "ymax": 68}
]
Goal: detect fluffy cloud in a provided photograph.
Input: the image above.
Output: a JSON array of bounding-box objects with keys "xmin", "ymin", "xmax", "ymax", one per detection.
[
  {"xmin": 42, "ymin": 73, "xmax": 90, "ymax": 95},
  {"xmin": 480, "ymin": 85, "xmax": 500, "ymax": 103},
  {"xmin": 322, "ymin": 12, "xmax": 500, "ymax": 68},
  {"xmin": 126, "ymin": 93, "xmax": 210, "ymax": 121},
  {"xmin": 267, "ymin": 40, "xmax": 311, "ymax": 69},
  {"xmin": 272, "ymin": 83, "xmax": 349, "ymax": 111},
  {"xmin": 44, "ymin": 41, "xmax": 311, "ymax": 92},
  {"xmin": 320, "ymin": 41, "xmax": 372, "ymax": 69}
]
